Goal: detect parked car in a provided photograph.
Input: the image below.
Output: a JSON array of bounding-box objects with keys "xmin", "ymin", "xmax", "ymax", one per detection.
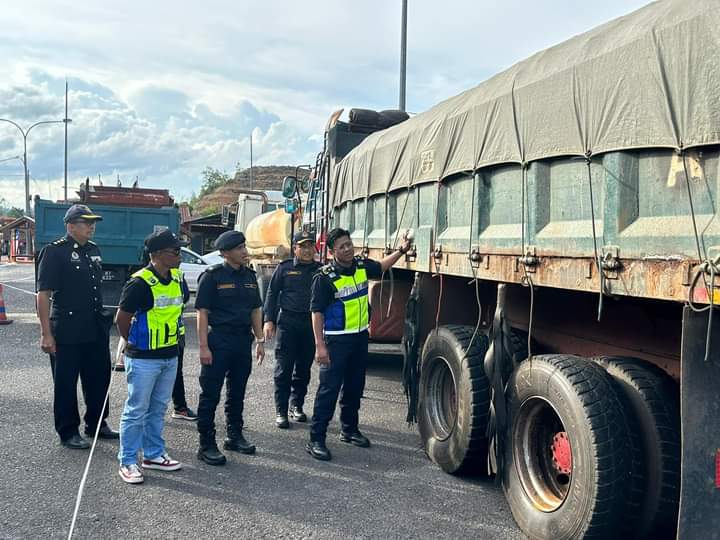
[
  {"xmin": 179, "ymin": 247, "xmax": 209, "ymax": 292},
  {"xmin": 201, "ymin": 250, "xmax": 223, "ymax": 265}
]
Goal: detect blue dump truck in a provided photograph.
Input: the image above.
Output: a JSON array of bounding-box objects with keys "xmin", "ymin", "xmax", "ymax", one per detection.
[
  {"xmin": 34, "ymin": 192, "xmax": 179, "ymax": 306},
  {"xmin": 295, "ymin": 1, "xmax": 720, "ymax": 539}
]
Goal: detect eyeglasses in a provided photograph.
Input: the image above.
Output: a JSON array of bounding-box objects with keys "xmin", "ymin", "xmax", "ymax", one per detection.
[{"xmin": 159, "ymin": 248, "xmax": 181, "ymax": 255}]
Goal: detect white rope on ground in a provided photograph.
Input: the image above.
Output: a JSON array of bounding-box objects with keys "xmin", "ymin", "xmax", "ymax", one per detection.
[
  {"xmin": 0, "ymin": 282, "xmax": 37, "ymax": 296},
  {"xmin": 0, "ymin": 278, "xmax": 122, "ymax": 538},
  {"xmin": 0, "ymin": 282, "xmax": 119, "ymax": 311},
  {"xmin": 67, "ymin": 366, "xmax": 119, "ymax": 539}
]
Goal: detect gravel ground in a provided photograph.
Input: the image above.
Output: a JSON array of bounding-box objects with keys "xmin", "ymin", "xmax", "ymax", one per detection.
[{"xmin": 0, "ymin": 262, "xmax": 524, "ymax": 540}]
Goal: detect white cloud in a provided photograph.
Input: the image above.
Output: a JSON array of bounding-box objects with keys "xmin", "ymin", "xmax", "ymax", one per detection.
[{"xmin": 0, "ymin": 0, "xmax": 649, "ymax": 208}]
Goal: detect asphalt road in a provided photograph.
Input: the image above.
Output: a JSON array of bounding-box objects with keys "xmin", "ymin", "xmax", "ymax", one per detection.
[{"xmin": 0, "ymin": 262, "xmax": 524, "ymax": 540}]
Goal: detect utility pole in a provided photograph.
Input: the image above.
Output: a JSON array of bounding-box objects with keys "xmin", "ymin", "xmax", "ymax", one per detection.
[
  {"xmin": 64, "ymin": 80, "xmax": 70, "ymax": 201},
  {"xmin": 250, "ymin": 131, "xmax": 254, "ymax": 189},
  {"xmin": 399, "ymin": 0, "xmax": 408, "ymax": 112}
]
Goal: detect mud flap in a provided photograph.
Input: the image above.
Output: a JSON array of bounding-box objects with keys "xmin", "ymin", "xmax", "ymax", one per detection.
[{"xmin": 679, "ymin": 306, "xmax": 720, "ymax": 539}]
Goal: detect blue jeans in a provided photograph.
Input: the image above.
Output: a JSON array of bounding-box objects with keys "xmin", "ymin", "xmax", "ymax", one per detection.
[{"xmin": 118, "ymin": 356, "xmax": 177, "ymax": 466}]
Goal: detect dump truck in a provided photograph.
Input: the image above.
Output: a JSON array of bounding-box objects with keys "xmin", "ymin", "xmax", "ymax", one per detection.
[
  {"xmin": 34, "ymin": 187, "xmax": 179, "ymax": 306},
  {"xmin": 298, "ymin": 1, "xmax": 720, "ymax": 538}
]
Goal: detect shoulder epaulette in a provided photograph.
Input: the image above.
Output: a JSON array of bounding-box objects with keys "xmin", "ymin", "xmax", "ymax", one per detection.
[
  {"xmin": 52, "ymin": 238, "xmax": 68, "ymax": 246},
  {"xmin": 246, "ymin": 265, "xmax": 257, "ymax": 274},
  {"xmin": 206, "ymin": 263, "xmax": 223, "ymax": 273},
  {"xmin": 280, "ymin": 258, "xmax": 293, "ymax": 265},
  {"xmin": 87, "ymin": 240, "xmax": 97, "ymax": 246},
  {"xmin": 354, "ymin": 256, "xmax": 365, "ymax": 267},
  {"xmin": 320, "ymin": 263, "xmax": 337, "ymax": 278}
]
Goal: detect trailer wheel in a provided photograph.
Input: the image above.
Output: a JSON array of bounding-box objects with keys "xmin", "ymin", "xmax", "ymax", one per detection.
[
  {"xmin": 418, "ymin": 325, "xmax": 490, "ymax": 474},
  {"xmin": 503, "ymin": 354, "xmax": 632, "ymax": 540},
  {"xmin": 593, "ymin": 356, "xmax": 680, "ymax": 539}
]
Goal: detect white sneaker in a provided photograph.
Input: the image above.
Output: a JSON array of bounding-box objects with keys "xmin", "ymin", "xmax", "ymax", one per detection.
[
  {"xmin": 119, "ymin": 464, "xmax": 144, "ymax": 484},
  {"xmin": 142, "ymin": 453, "xmax": 182, "ymax": 471}
]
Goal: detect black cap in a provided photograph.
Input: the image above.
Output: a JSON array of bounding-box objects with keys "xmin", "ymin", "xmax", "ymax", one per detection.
[
  {"xmin": 293, "ymin": 231, "xmax": 314, "ymax": 244},
  {"xmin": 214, "ymin": 230, "xmax": 246, "ymax": 251},
  {"xmin": 144, "ymin": 229, "xmax": 187, "ymax": 253},
  {"xmin": 64, "ymin": 204, "xmax": 103, "ymax": 224}
]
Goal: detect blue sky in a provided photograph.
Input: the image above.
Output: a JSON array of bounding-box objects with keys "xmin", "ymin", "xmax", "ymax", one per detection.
[{"xmin": 0, "ymin": 0, "xmax": 647, "ymax": 208}]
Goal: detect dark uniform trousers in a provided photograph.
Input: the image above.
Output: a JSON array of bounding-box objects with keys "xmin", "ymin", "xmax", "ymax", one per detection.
[
  {"xmin": 172, "ymin": 342, "xmax": 187, "ymax": 410},
  {"xmin": 310, "ymin": 331, "xmax": 368, "ymax": 442},
  {"xmin": 197, "ymin": 328, "xmax": 252, "ymax": 435},
  {"xmin": 273, "ymin": 311, "xmax": 315, "ymax": 414},
  {"xmin": 50, "ymin": 336, "xmax": 111, "ymax": 440}
]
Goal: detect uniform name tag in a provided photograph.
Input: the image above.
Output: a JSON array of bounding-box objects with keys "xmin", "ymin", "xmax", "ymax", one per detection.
[
  {"xmin": 217, "ymin": 283, "xmax": 235, "ymax": 289},
  {"xmin": 244, "ymin": 283, "xmax": 257, "ymax": 288},
  {"xmin": 287, "ymin": 271, "xmax": 301, "ymax": 275}
]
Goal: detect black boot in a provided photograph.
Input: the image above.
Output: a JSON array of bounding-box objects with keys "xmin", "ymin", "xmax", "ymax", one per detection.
[
  {"xmin": 306, "ymin": 440, "xmax": 332, "ymax": 461},
  {"xmin": 224, "ymin": 425, "xmax": 256, "ymax": 454},
  {"xmin": 197, "ymin": 432, "xmax": 227, "ymax": 466},
  {"xmin": 275, "ymin": 412, "xmax": 289, "ymax": 429}
]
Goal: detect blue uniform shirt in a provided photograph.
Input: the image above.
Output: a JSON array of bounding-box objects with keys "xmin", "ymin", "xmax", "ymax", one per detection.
[{"xmin": 263, "ymin": 258, "xmax": 321, "ymax": 323}]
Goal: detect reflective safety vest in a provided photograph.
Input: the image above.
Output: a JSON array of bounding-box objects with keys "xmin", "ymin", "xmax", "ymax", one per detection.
[
  {"xmin": 128, "ymin": 267, "xmax": 184, "ymax": 350},
  {"xmin": 322, "ymin": 259, "xmax": 369, "ymax": 335},
  {"xmin": 177, "ymin": 269, "xmax": 186, "ymax": 337}
]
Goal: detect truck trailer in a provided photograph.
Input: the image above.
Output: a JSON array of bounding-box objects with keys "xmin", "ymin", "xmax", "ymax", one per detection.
[
  {"xmin": 300, "ymin": 1, "xmax": 720, "ymax": 538},
  {"xmin": 34, "ymin": 188, "xmax": 179, "ymax": 306}
]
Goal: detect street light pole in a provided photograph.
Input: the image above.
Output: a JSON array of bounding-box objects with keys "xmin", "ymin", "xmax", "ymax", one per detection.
[
  {"xmin": 0, "ymin": 118, "xmax": 69, "ymax": 215},
  {"xmin": 399, "ymin": 0, "xmax": 408, "ymax": 112}
]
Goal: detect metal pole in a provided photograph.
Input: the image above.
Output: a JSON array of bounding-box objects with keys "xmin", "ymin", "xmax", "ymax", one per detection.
[
  {"xmin": 64, "ymin": 80, "xmax": 69, "ymax": 201},
  {"xmin": 249, "ymin": 132, "xmax": 254, "ymax": 189},
  {"xmin": 23, "ymin": 136, "xmax": 29, "ymax": 215},
  {"xmin": 399, "ymin": 0, "xmax": 408, "ymax": 112}
]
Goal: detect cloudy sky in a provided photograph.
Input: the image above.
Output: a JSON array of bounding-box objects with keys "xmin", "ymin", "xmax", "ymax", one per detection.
[{"xmin": 0, "ymin": 0, "xmax": 648, "ymax": 208}]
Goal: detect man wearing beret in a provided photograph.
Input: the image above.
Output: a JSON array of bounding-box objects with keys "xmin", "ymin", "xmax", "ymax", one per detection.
[
  {"xmin": 195, "ymin": 230, "xmax": 265, "ymax": 465},
  {"xmin": 36, "ymin": 204, "xmax": 118, "ymax": 449},
  {"xmin": 115, "ymin": 229, "xmax": 187, "ymax": 484},
  {"xmin": 263, "ymin": 231, "xmax": 321, "ymax": 429}
]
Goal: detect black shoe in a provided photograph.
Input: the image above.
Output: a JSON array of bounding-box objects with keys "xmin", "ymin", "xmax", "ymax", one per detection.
[
  {"xmin": 305, "ymin": 440, "xmax": 332, "ymax": 461},
  {"xmin": 224, "ymin": 428, "xmax": 256, "ymax": 454},
  {"xmin": 197, "ymin": 443, "xmax": 227, "ymax": 466},
  {"xmin": 61, "ymin": 434, "xmax": 90, "ymax": 450},
  {"xmin": 340, "ymin": 431, "xmax": 371, "ymax": 448},
  {"xmin": 275, "ymin": 414, "xmax": 289, "ymax": 429},
  {"xmin": 289, "ymin": 406, "xmax": 307, "ymax": 422},
  {"xmin": 84, "ymin": 424, "xmax": 120, "ymax": 439}
]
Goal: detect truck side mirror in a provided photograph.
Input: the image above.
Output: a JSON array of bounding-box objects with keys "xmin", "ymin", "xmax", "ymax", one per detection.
[
  {"xmin": 282, "ymin": 176, "xmax": 297, "ymax": 198},
  {"xmin": 285, "ymin": 198, "xmax": 297, "ymax": 214}
]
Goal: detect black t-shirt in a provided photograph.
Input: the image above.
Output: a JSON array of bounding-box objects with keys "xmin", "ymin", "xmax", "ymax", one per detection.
[
  {"xmin": 263, "ymin": 258, "xmax": 322, "ymax": 323},
  {"xmin": 310, "ymin": 257, "xmax": 382, "ymax": 314},
  {"xmin": 195, "ymin": 263, "xmax": 262, "ymax": 330},
  {"xmin": 119, "ymin": 265, "xmax": 189, "ymax": 359}
]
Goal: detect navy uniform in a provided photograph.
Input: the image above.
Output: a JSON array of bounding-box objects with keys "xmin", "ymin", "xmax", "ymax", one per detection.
[
  {"xmin": 195, "ymin": 231, "xmax": 262, "ymax": 464},
  {"xmin": 36, "ymin": 204, "xmax": 117, "ymax": 448},
  {"xmin": 264, "ymin": 231, "xmax": 321, "ymax": 427},
  {"xmin": 306, "ymin": 255, "xmax": 383, "ymax": 458}
]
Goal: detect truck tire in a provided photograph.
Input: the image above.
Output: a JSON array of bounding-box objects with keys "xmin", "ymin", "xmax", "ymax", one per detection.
[
  {"xmin": 417, "ymin": 325, "xmax": 490, "ymax": 475},
  {"xmin": 593, "ymin": 356, "xmax": 680, "ymax": 539},
  {"xmin": 503, "ymin": 354, "xmax": 632, "ymax": 540}
]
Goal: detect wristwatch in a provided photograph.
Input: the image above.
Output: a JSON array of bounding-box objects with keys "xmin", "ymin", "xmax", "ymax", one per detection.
[{"xmin": 255, "ymin": 338, "xmax": 265, "ymax": 344}]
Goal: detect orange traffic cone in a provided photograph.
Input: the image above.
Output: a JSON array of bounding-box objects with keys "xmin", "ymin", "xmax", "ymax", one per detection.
[{"xmin": 0, "ymin": 284, "xmax": 13, "ymax": 325}]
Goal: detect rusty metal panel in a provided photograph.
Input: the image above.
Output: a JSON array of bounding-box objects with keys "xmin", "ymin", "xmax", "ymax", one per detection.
[
  {"xmin": 336, "ymin": 147, "xmax": 720, "ymax": 303},
  {"xmin": 477, "ymin": 164, "xmax": 524, "ymax": 253}
]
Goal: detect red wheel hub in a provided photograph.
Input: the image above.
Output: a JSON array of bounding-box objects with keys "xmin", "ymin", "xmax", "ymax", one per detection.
[{"xmin": 551, "ymin": 431, "xmax": 572, "ymax": 474}]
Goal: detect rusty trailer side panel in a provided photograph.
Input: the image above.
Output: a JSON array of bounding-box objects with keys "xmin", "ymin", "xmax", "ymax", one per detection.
[{"xmin": 335, "ymin": 147, "xmax": 720, "ymax": 304}]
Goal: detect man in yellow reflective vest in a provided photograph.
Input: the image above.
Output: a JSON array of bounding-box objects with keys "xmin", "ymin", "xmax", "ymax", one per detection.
[
  {"xmin": 306, "ymin": 227, "xmax": 411, "ymax": 461},
  {"xmin": 115, "ymin": 229, "xmax": 187, "ymax": 484}
]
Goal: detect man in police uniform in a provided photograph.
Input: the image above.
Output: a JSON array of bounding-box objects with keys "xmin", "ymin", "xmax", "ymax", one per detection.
[
  {"xmin": 37, "ymin": 204, "xmax": 118, "ymax": 449},
  {"xmin": 263, "ymin": 231, "xmax": 321, "ymax": 429},
  {"xmin": 195, "ymin": 230, "xmax": 265, "ymax": 466},
  {"xmin": 306, "ymin": 227, "xmax": 411, "ymax": 461}
]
